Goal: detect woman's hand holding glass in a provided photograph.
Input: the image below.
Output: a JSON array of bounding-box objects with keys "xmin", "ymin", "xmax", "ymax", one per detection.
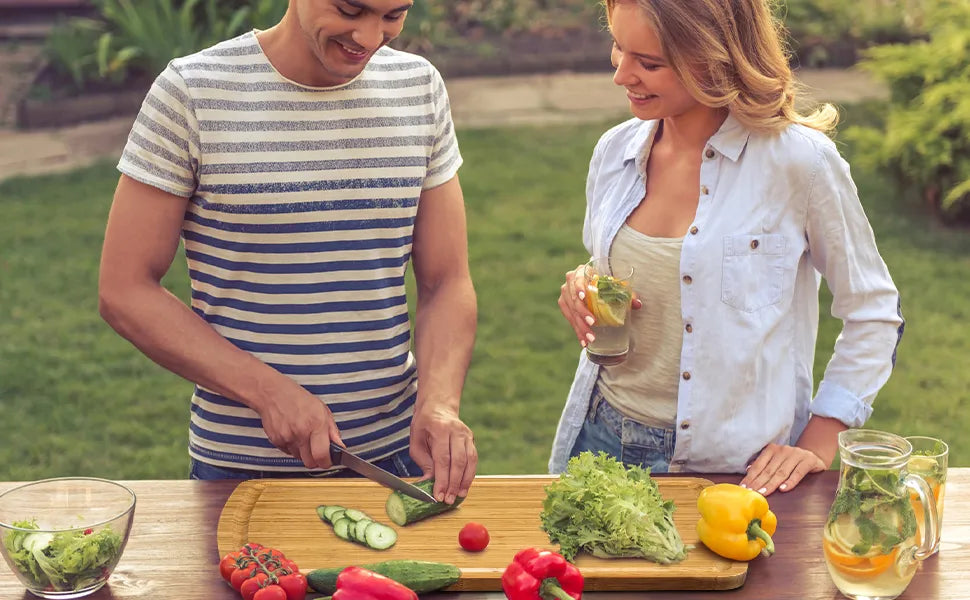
[{"xmin": 558, "ymin": 264, "xmax": 642, "ymax": 348}]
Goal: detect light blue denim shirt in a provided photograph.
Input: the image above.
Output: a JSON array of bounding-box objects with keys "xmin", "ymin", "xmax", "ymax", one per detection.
[{"xmin": 549, "ymin": 114, "xmax": 904, "ymax": 474}]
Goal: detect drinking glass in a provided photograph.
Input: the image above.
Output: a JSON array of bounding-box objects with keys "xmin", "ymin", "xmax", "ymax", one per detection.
[
  {"xmin": 904, "ymin": 436, "xmax": 948, "ymax": 555},
  {"xmin": 583, "ymin": 257, "xmax": 635, "ymax": 366}
]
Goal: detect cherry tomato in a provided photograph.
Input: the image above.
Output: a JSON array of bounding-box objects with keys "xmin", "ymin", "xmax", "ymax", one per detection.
[
  {"xmin": 219, "ymin": 552, "xmax": 241, "ymax": 582},
  {"xmin": 281, "ymin": 559, "xmax": 300, "ymax": 574},
  {"xmin": 240, "ymin": 572, "xmax": 268, "ymax": 600},
  {"xmin": 458, "ymin": 522, "xmax": 490, "ymax": 552},
  {"xmin": 277, "ymin": 573, "xmax": 308, "ymax": 600},
  {"xmin": 230, "ymin": 565, "xmax": 257, "ymax": 591},
  {"xmin": 253, "ymin": 584, "xmax": 288, "ymax": 600}
]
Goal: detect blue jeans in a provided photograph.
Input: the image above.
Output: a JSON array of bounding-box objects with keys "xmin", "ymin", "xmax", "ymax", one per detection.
[
  {"xmin": 568, "ymin": 383, "xmax": 675, "ymax": 473},
  {"xmin": 189, "ymin": 447, "xmax": 422, "ymax": 480}
]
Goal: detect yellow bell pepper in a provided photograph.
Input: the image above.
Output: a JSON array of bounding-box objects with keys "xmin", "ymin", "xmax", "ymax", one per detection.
[{"xmin": 696, "ymin": 483, "xmax": 777, "ymax": 561}]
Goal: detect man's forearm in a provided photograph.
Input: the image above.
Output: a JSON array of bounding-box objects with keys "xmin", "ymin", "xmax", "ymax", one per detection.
[
  {"xmin": 412, "ymin": 276, "xmax": 477, "ymax": 412},
  {"xmin": 99, "ymin": 281, "xmax": 293, "ymax": 410}
]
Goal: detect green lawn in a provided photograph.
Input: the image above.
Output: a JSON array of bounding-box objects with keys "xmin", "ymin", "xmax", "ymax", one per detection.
[{"xmin": 0, "ymin": 106, "xmax": 967, "ymax": 480}]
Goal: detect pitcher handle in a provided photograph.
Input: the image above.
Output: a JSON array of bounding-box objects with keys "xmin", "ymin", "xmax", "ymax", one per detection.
[{"xmin": 904, "ymin": 473, "xmax": 940, "ymax": 560}]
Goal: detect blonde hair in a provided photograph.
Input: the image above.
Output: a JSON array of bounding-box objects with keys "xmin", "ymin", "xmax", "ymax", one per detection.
[{"xmin": 603, "ymin": 0, "xmax": 838, "ymax": 134}]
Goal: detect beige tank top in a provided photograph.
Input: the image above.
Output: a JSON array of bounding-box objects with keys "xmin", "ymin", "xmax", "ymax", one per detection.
[{"xmin": 598, "ymin": 223, "xmax": 684, "ymax": 429}]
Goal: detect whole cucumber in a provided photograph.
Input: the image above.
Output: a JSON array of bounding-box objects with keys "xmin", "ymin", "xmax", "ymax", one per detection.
[{"xmin": 306, "ymin": 559, "xmax": 461, "ymax": 594}]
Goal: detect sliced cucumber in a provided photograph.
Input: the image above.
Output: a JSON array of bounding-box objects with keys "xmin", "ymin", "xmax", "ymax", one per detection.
[
  {"xmin": 343, "ymin": 508, "xmax": 368, "ymax": 522},
  {"xmin": 321, "ymin": 505, "xmax": 345, "ymax": 523},
  {"xmin": 332, "ymin": 517, "xmax": 353, "ymax": 541},
  {"xmin": 385, "ymin": 479, "xmax": 463, "ymax": 526},
  {"xmin": 354, "ymin": 519, "xmax": 374, "ymax": 541},
  {"xmin": 363, "ymin": 522, "xmax": 398, "ymax": 550},
  {"xmin": 328, "ymin": 509, "xmax": 347, "ymax": 524}
]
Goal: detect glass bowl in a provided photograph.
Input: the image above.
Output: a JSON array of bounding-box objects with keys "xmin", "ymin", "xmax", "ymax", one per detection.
[{"xmin": 0, "ymin": 478, "xmax": 135, "ymax": 599}]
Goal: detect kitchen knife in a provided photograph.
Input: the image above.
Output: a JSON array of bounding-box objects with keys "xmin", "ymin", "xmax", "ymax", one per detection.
[{"xmin": 330, "ymin": 442, "xmax": 438, "ymax": 504}]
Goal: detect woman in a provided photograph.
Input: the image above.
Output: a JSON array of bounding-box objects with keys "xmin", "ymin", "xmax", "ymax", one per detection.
[{"xmin": 551, "ymin": 0, "xmax": 904, "ymax": 495}]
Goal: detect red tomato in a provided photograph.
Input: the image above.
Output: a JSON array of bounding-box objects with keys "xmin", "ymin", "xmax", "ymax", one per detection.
[
  {"xmin": 219, "ymin": 552, "xmax": 241, "ymax": 582},
  {"xmin": 458, "ymin": 522, "xmax": 490, "ymax": 552},
  {"xmin": 240, "ymin": 572, "xmax": 268, "ymax": 600},
  {"xmin": 230, "ymin": 565, "xmax": 257, "ymax": 591},
  {"xmin": 253, "ymin": 585, "xmax": 288, "ymax": 600},
  {"xmin": 281, "ymin": 559, "xmax": 300, "ymax": 574},
  {"xmin": 277, "ymin": 573, "xmax": 308, "ymax": 600}
]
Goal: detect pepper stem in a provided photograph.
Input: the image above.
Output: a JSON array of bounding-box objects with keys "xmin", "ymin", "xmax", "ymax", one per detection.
[
  {"xmin": 748, "ymin": 518, "xmax": 775, "ymax": 557},
  {"xmin": 539, "ymin": 577, "xmax": 576, "ymax": 600}
]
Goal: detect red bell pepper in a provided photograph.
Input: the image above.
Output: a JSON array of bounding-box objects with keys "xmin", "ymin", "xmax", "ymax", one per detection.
[
  {"xmin": 501, "ymin": 548, "xmax": 583, "ymax": 600},
  {"xmin": 331, "ymin": 566, "xmax": 418, "ymax": 600}
]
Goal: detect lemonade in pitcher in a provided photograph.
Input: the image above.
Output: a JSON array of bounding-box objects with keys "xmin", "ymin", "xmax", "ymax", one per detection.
[{"xmin": 823, "ymin": 430, "xmax": 940, "ymax": 600}]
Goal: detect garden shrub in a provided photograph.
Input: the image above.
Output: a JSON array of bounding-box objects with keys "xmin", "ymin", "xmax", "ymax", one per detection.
[{"xmin": 845, "ymin": 1, "xmax": 970, "ymax": 224}]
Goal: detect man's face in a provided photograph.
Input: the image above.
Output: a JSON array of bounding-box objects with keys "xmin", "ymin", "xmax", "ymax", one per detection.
[{"xmin": 294, "ymin": 0, "xmax": 412, "ymax": 86}]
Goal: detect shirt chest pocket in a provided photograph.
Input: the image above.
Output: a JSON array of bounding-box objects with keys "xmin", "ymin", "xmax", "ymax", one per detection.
[{"xmin": 720, "ymin": 234, "xmax": 788, "ymax": 312}]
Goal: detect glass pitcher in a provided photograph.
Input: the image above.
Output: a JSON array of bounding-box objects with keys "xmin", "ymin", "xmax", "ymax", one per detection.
[{"xmin": 823, "ymin": 429, "xmax": 940, "ymax": 600}]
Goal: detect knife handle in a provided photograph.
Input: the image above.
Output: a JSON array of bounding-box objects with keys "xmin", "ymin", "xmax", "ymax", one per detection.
[{"xmin": 329, "ymin": 442, "xmax": 344, "ymax": 464}]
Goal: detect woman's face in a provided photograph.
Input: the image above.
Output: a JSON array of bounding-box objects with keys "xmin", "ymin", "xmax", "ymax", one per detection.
[{"xmin": 609, "ymin": 1, "xmax": 700, "ymax": 121}]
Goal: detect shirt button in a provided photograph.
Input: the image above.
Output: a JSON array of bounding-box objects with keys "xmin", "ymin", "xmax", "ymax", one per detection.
[
  {"xmin": 680, "ymin": 421, "xmax": 690, "ymax": 430},
  {"xmin": 682, "ymin": 371, "xmax": 691, "ymax": 380},
  {"xmin": 689, "ymin": 225, "xmax": 699, "ymax": 235},
  {"xmin": 705, "ymin": 148, "xmax": 715, "ymax": 159},
  {"xmin": 685, "ymin": 323, "xmax": 693, "ymax": 333},
  {"xmin": 700, "ymin": 185, "xmax": 709, "ymax": 195},
  {"xmin": 682, "ymin": 275, "xmax": 692, "ymax": 284},
  {"xmin": 750, "ymin": 239, "xmax": 760, "ymax": 250}
]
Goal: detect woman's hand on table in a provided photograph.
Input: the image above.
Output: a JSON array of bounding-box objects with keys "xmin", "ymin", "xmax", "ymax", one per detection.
[{"xmin": 740, "ymin": 443, "xmax": 826, "ymax": 496}]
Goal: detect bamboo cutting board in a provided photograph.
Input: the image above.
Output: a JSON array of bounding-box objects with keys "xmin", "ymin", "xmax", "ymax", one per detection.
[{"xmin": 216, "ymin": 475, "xmax": 746, "ymax": 591}]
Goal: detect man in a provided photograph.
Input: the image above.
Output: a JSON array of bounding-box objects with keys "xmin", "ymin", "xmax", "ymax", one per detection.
[{"xmin": 98, "ymin": 0, "xmax": 477, "ymax": 504}]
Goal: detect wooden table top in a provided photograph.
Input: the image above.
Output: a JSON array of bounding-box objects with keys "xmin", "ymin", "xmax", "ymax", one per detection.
[{"xmin": 1, "ymin": 469, "xmax": 967, "ymax": 599}]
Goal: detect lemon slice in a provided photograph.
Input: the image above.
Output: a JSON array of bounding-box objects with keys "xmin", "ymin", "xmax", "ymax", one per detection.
[
  {"xmin": 829, "ymin": 514, "xmax": 864, "ymax": 551},
  {"xmin": 907, "ymin": 456, "xmax": 938, "ymax": 473},
  {"xmin": 585, "ymin": 275, "xmax": 629, "ymax": 326}
]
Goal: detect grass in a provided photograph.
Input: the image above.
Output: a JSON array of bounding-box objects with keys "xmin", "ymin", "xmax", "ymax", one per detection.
[{"xmin": 0, "ymin": 105, "xmax": 967, "ymax": 480}]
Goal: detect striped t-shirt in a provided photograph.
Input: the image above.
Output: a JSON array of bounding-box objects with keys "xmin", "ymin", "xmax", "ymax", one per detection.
[{"xmin": 117, "ymin": 31, "xmax": 463, "ymax": 471}]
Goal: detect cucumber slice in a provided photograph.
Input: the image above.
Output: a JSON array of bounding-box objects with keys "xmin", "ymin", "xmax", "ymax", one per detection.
[
  {"xmin": 363, "ymin": 522, "xmax": 398, "ymax": 550},
  {"xmin": 354, "ymin": 519, "xmax": 374, "ymax": 542},
  {"xmin": 343, "ymin": 508, "xmax": 368, "ymax": 522},
  {"xmin": 332, "ymin": 517, "xmax": 353, "ymax": 541},
  {"xmin": 316, "ymin": 505, "xmax": 329, "ymax": 523},
  {"xmin": 385, "ymin": 479, "xmax": 463, "ymax": 526},
  {"xmin": 321, "ymin": 505, "xmax": 345, "ymax": 523},
  {"xmin": 328, "ymin": 509, "xmax": 347, "ymax": 524}
]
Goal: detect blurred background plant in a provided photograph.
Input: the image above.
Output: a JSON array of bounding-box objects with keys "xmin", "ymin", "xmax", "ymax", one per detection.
[
  {"xmin": 845, "ymin": 0, "xmax": 970, "ymax": 224},
  {"xmin": 777, "ymin": 0, "xmax": 936, "ymax": 67}
]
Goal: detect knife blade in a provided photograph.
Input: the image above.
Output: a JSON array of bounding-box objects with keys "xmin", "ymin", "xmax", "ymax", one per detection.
[{"xmin": 330, "ymin": 442, "xmax": 438, "ymax": 504}]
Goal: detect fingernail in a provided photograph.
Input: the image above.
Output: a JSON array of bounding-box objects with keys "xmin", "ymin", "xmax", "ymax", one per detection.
[
  {"xmin": 780, "ymin": 484, "xmax": 788, "ymax": 491},
  {"xmin": 585, "ymin": 315, "xmax": 595, "ymax": 326},
  {"xmin": 744, "ymin": 464, "xmax": 751, "ymax": 471},
  {"xmin": 585, "ymin": 332, "xmax": 595, "ymax": 343},
  {"xmin": 739, "ymin": 483, "xmax": 747, "ymax": 489},
  {"xmin": 578, "ymin": 291, "xmax": 585, "ymax": 300},
  {"xmin": 758, "ymin": 487, "xmax": 767, "ymax": 495},
  {"xmin": 580, "ymin": 340, "xmax": 587, "ymax": 348}
]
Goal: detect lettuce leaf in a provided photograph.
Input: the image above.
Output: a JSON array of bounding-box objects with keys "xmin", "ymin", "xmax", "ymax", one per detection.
[
  {"xmin": 2, "ymin": 519, "xmax": 122, "ymax": 591},
  {"xmin": 540, "ymin": 451, "xmax": 689, "ymax": 563}
]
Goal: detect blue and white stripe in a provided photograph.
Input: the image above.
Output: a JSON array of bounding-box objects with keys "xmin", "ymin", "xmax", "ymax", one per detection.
[{"xmin": 118, "ymin": 31, "xmax": 462, "ymax": 470}]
